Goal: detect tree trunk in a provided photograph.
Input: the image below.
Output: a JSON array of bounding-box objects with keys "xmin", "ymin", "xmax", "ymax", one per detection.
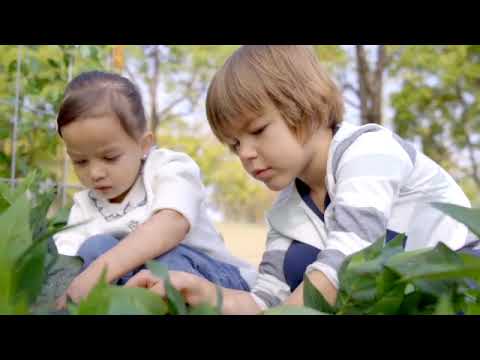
[
  {"xmin": 355, "ymin": 45, "xmax": 387, "ymax": 125},
  {"xmin": 148, "ymin": 46, "xmax": 161, "ymax": 133}
]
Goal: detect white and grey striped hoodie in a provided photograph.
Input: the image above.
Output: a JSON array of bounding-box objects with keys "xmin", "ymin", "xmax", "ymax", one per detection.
[{"xmin": 250, "ymin": 122, "xmax": 472, "ymax": 309}]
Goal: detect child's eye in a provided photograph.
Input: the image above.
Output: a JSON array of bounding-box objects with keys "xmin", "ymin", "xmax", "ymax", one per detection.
[
  {"xmin": 73, "ymin": 160, "xmax": 87, "ymax": 166},
  {"xmin": 229, "ymin": 141, "xmax": 240, "ymax": 153},
  {"xmin": 251, "ymin": 125, "xmax": 267, "ymax": 136},
  {"xmin": 104, "ymin": 155, "xmax": 120, "ymax": 162}
]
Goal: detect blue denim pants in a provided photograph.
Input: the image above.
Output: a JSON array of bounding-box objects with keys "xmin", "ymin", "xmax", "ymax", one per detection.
[{"xmin": 77, "ymin": 234, "xmax": 250, "ymax": 291}]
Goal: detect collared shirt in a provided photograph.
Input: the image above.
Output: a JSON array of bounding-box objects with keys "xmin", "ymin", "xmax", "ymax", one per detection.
[{"xmin": 53, "ymin": 147, "xmax": 258, "ymax": 288}]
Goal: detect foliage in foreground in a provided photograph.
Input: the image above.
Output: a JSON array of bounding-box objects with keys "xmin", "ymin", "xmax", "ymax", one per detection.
[
  {"xmin": 0, "ymin": 173, "xmax": 479, "ymax": 315},
  {"xmin": 265, "ymin": 203, "xmax": 480, "ymax": 315}
]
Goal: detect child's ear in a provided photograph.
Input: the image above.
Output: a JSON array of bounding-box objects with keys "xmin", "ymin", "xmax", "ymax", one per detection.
[{"xmin": 140, "ymin": 131, "xmax": 154, "ymax": 156}]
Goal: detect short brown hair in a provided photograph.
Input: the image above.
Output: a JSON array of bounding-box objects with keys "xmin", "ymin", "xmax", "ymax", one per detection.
[
  {"xmin": 206, "ymin": 45, "xmax": 344, "ymax": 146},
  {"xmin": 57, "ymin": 71, "xmax": 147, "ymax": 139}
]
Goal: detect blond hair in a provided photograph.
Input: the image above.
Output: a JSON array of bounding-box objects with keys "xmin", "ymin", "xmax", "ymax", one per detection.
[{"xmin": 206, "ymin": 45, "xmax": 344, "ymax": 146}]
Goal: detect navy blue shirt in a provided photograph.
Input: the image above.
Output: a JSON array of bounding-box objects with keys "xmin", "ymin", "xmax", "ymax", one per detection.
[
  {"xmin": 283, "ymin": 179, "xmax": 326, "ymax": 292},
  {"xmin": 283, "ymin": 178, "xmax": 402, "ymax": 292}
]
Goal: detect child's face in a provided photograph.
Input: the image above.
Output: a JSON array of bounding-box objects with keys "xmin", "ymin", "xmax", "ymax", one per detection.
[
  {"xmin": 61, "ymin": 115, "xmax": 152, "ymax": 203},
  {"xmin": 226, "ymin": 106, "xmax": 328, "ymax": 192}
]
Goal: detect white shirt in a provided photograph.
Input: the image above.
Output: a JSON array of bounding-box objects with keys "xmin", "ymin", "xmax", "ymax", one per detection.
[
  {"xmin": 53, "ymin": 147, "xmax": 257, "ymax": 288},
  {"xmin": 250, "ymin": 122, "xmax": 471, "ymax": 309}
]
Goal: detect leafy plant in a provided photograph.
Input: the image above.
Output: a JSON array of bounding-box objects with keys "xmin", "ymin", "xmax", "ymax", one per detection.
[
  {"xmin": 68, "ymin": 262, "xmax": 223, "ymax": 315},
  {"xmin": 3, "ymin": 174, "xmax": 479, "ymax": 316},
  {"xmin": 268, "ymin": 203, "xmax": 480, "ymax": 315},
  {"xmin": 0, "ymin": 172, "xmax": 225, "ymax": 315}
]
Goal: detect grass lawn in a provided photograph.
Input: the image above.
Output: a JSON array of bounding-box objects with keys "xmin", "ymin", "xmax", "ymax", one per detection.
[{"xmin": 215, "ymin": 222, "xmax": 267, "ymax": 267}]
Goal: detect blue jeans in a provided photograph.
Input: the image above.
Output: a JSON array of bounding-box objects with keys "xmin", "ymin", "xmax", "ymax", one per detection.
[{"xmin": 77, "ymin": 234, "xmax": 250, "ymax": 291}]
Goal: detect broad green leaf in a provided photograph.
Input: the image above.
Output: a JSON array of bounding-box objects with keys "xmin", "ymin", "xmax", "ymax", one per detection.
[
  {"xmin": 70, "ymin": 269, "xmax": 111, "ymax": 315},
  {"xmin": 365, "ymin": 282, "xmax": 406, "ymax": 315},
  {"xmin": 108, "ymin": 287, "xmax": 168, "ymax": 315},
  {"xmin": 432, "ymin": 203, "xmax": 480, "ymax": 238},
  {"xmin": 376, "ymin": 265, "xmax": 402, "ymax": 297},
  {"xmin": 303, "ymin": 274, "xmax": 336, "ymax": 314},
  {"xmin": 386, "ymin": 243, "xmax": 480, "ymax": 282},
  {"xmin": 263, "ymin": 305, "xmax": 327, "ymax": 315},
  {"xmin": 12, "ymin": 237, "xmax": 47, "ymax": 305},
  {"xmin": 337, "ymin": 234, "xmax": 407, "ymax": 310},
  {"xmin": 0, "ymin": 193, "xmax": 32, "ymax": 262},
  {"xmin": 411, "ymin": 279, "xmax": 462, "ymax": 299}
]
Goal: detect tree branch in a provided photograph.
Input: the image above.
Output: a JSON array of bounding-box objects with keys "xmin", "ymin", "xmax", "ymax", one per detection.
[
  {"xmin": 344, "ymin": 95, "xmax": 361, "ymax": 109},
  {"xmin": 455, "ymin": 83, "xmax": 480, "ymax": 187},
  {"xmin": 124, "ymin": 63, "xmax": 142, "ymax": 91},
  {"xmin": 157, "ymin": 70, "xmax": 200, "ymax": 121},
  {"xmin": 343, "ymin": 83, "xmax": 360, "ymax": 98}
]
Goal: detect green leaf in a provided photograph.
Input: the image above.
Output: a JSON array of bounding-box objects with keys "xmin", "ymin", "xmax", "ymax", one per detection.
[
  {"xmin": 366, "ymin": 282, "xmax": 407, "ymax": 315},
  {"xmin": 432, "ymin": 203, "xmax": 480, "ymax": 238},
  {"xmin": 411, "ymin": 278, "xmax": 463, "ymax": 299},
  {"xmin": 303, "ymin": 274, "xmax": 336, "ymax": 314},
  {"xmin": 108, "ymin": 287, "xmax": 168, "ymax": 315},
  {"xmin": 0, "ymin": 193, "xmax": 32, "ymax": 262},
  {"xmin": 337, "ymin": 234, "xmax": 407, "ymax": 310},
  {"xmin": 376, "ymin": 265, "xmax": 402, "ymax": 297},
  {"xmin": 263, "ymin": 305, "xmax": 327, "ymax": 315},
  {"xmin": 12, "ymin": 236, "xmax": 47, "ymax": 305},
  {"xmin": 70, "ymin": 268, "xmax": 111, "ymax": 315},
  {"xmin": 147, "ymin": 261, "xmax": 187, "ymax": 315},
  {"xmin": 386, "ymin": 242, "xmax": 480, "ymax": 282},
  {"xmin": 188, "ymin": 303, "xmax": 221, "ymax": 315}
]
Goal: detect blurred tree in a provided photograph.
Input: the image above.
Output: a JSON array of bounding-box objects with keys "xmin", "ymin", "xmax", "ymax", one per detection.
[
  {"xmin": 0, "ymin": 45, "xmax": 112, "ymax": 182},
  {"xmin": 314, "ymin": 45, "xmax": 406, "ymax": 125},
  {"xmin": 389, "ymin": 45, "xmax": 480, "ymax": 198},
  {"xmin": 123, "ymin": 45, "xmax": 237, "ymax": 134}
]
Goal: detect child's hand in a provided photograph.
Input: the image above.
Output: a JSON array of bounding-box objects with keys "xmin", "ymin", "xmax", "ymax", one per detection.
[
  {"xmin": 124, "ymin": 270, "xmax": 219, "ymax": 308},
  {"xmin": 55, "ymin": 270, "xmax": 102, "ymax": 310}
]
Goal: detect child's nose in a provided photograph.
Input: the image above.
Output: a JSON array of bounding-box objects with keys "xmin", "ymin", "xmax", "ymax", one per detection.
[
  {"xmin": 89, "ymin": 164, "xmax": 107, "ymax": 181},
  {"xmin": 238, "ymin": 141, "xmax": 257, "ymax": 161}
]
